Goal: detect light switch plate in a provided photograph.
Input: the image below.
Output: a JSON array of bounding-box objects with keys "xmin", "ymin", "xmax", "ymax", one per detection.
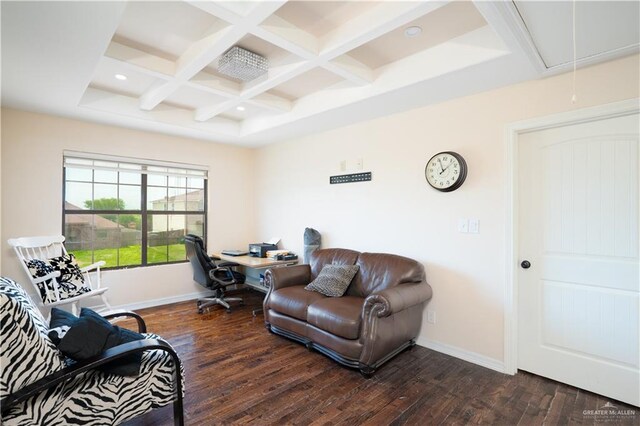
[
  {"xmin": 458, "ymin": 218, "xmax": 469, "ymax": 233},
  {"xmin": 469, "ymin": 219, "xmax": 480, "ymax": 234}
]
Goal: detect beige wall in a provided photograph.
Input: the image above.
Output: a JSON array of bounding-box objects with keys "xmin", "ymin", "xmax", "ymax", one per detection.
[
  {"xmin": 254, "ymin": 54, "xmax": 640, "ymax": 364},
  {"xmin": 1, "ymin": 109, "xmax": 255, "ymax": 308}
]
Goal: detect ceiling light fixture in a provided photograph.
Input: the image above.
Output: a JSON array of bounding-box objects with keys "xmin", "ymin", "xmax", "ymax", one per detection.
[
  {"xmin": 404, "ymin": 26, "xmax": 422, "ymax": 38},
  {"xmin": 218, "ymin": 46, "xmax": 268, "ymax": 82},
  {"xmin": 114, "ymin": 74, "xmax": 128, "ymax": 81},
  {"xmin": 236, "ymin": 106, "xmax": 246, "ymax": 111}
]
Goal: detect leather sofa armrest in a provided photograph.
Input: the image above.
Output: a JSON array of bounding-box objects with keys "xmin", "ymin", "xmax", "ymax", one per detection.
[
  {"xmin": 363, "ymin": 282, "xmax": 433, "ymax": 318},
  {"xmin": 265, "ymin": 264, "xmax": 311, "ymax": 291}
]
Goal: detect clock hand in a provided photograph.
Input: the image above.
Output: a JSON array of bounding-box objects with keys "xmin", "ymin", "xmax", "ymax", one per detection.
[{"xmin": 438, "ymin": 159, "xmax": 445, "ymax": 174}]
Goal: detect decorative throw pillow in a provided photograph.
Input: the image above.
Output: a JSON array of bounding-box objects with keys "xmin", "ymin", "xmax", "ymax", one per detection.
[
  {"xmin": 26, "ymin": 254, "xmax": 90, "ymax": 304},
  {"xmin": 305, "ymin": 264, "xmax": 359, "ymax": 297},
  {"xmin": 49, "ymin": 307, "xmax": 145, "ymax": 376}
]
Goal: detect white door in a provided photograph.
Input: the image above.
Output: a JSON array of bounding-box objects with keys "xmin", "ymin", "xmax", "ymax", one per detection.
[{"xmin": 518, "ymin": 113, "xmax": 640, "ymax": 406}]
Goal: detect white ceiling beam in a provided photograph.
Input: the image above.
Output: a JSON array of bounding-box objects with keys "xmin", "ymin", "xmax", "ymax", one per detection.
[
  {"xmin": 251, "ymin": 16, "xmax": 372, "ymax": 86},
  {"xmin": 323, "ymin": 56, "xmax": 373, "ymax": 86},
  {"xmin": 195, "ymin": 1, "xmax": 448, "ymax": 121},
  {"xmin": 472, "ymin": 0, "xmax": 546, "ymax": 74},
  {"xmin": 321, "ymin": 1, "xmax": 449, "ymax": 58},
  {"xmin": 139, "ymin": 1, "xmax": 288, "ymax": 111},
  {"xmin": 81, "ymin": 86, "xmax": 240, "ymax": 137},
  {"xmin": 195, "ymin": 60, "xmax": 314, "ymax": 121},
  {"xmin": 186, "ymin": 1, "xmax": 374, "ymax": 114},
  {"xmin": 251, "ymin": 14, "xmax": 318, "ymax": 57},
  {"xmin": 185, "ymin": 1, "xmax": 242, "ymax": 23},
  {"xmin": 183, "ymin": 80, "xmax": 236, "ymax": 99},
  {"xmin": 185, "ymin": 80, "xmax": 292, "ymax": 113},
  {"xmin": 247, "ymin": 92, "xmax": 292, "ymax": 113},
  {"xmin": 190, "ymin": 71, "xmax": 241, "ymax": 94},
  {"xmin": 105, "ymin": 41, "xmax": 175, "ymax": 78}
]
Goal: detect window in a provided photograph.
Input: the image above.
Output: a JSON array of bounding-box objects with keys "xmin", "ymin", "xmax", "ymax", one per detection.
[{"xmin": 63, "ymin": 152, "xmax": 207, "ymax": 269}]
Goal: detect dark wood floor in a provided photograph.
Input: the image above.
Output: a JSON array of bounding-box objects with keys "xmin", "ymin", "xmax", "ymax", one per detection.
[{"xmin": 123, "ymin": 291, "xmax": 637, "ymax": 425}]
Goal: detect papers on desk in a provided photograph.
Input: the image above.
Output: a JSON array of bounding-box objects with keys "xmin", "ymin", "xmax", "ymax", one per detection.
[
  {"xmin": 221, "ymin": 249, "xmax": 248, "ymax": 256},
  {"xmin": 266, "ymin": 249, "xmax": 289, "ymax": 259},
  {"xmin": 266, "ymin": 237, "xmax": 281, "ymax": 246}
]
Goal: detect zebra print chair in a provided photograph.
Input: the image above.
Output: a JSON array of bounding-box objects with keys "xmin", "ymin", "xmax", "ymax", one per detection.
[{"xmin": 0, "ymin": 277, "xmax": 184, "ymax": 425}]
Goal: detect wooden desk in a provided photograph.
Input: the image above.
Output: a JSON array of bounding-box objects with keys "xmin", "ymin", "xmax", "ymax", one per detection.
[{"xmin": 210, "ymin": 252, "xmax": 298, "ymax": 293}]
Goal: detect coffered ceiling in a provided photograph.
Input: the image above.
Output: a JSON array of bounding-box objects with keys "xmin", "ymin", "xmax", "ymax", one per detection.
[{"xmin": 2, "ymin": 1, "xmax": 638, "ymax": 146}]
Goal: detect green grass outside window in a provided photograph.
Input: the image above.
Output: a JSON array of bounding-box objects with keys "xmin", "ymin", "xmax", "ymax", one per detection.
[{"xmin": 72, "ymin": 244, "xmax": 186, "ymax": 268}]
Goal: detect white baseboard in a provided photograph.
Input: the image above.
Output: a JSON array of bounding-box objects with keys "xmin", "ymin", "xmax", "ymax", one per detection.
[
  {"xmin": 97, "ymin": 290, "xmax": 214, "ymax": 312},
  {"xmin": 416, "ymin": 336, "xmax": 506, "ymax": 374}
]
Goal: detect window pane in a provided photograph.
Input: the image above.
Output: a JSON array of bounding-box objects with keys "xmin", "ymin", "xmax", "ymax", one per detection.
[
  {"xmin": 119, "ymin": 172, "xmax": 141, "ymax": 185},
  {"xmin": 89, "ymin": 214, "xmax": 143, "ymax": 268},
  {"xmin": 148, "ymin": 186, "xmax": 167, "ymax": 210},
  {"xmin": 64, "ymin": 155, "xmax": 205, "ymax": 269},
  {"xmin": 65, "ymin": 214, "xmax": 93, "ymax": 267},
  {"xmin": 94, "ymin": 169, "xmax": 118, "ymax": 183},
  {"xmin": 168, "ymin": 175, "xmax": 186, "ymax": 187},
  {"xmin": 148, "ymin": 215, "xmax": 168, "ymax": 264},
  {"xmin": 187, "ymin": 177, "xmax": 204, "ymax": 189},
  {"xmin": 186, "ymin": 189, "xmax": 205, "ymax": 211},
  {"xmin": 65, "ymin": 182, "xmax": 92, "ymax": 210},
  {"xmin": 147, "ymin": 174, "xmax": 167, "ymax": 186},
  {"xmin": 66, "ymin": 167, "xmax": 92, "ymax": 182},
  {"xmin": 118, "ymin": 214, "xmax": 142, "ymax": 267},
  {"xmin": 119, "ymin": 185, "xmax": 141, "ymax": 210},
  {"xmin": 167, "ymin": 188, "xmax": 186, "ymax": 211},
  {"xmin": 92, "ymin": 184, "xmax": 118, "ymax": 209},
  {"xmin": 186, "ymin": 214, "xmax": 205, "ymax": 238},
  {"xmin": 167, "ymin": 215, "xmax": 186, "ymax": 261}
]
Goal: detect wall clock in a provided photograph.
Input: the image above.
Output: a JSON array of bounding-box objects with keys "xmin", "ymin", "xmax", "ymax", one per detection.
[{"xmin": 425, "ymin": 151, "xmax": 467, "ymax": 192}]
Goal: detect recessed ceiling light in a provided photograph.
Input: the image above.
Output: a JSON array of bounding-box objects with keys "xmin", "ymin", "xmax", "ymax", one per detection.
[
  {"xmin": 236, "ymin": 106, "xmax": 246, "ymax": 111},
  {"xmin": 404, "ymin": 26, "xmax": 422, "ymax": 38},
  {"xmin": 114, "ymin": 74, "xmax": 128, "ymax": 81}
]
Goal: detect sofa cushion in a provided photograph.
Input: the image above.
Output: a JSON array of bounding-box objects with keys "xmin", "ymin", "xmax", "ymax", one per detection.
[
  {"xmin": 347, "ymin": 252, "xmax": 425, "ymax": 297},
  {"xmin": 309, "ymin": 248, "xmax": 360, "ymax": 281},
  {"xmin": 2, "ymin": 332, "xmax": 182, "ymax": 426},
  {"xmin": 269, "ymin": 285, "xmax": 326, "ymax": 321},
  {"xmin": 305, "ymin": 264, "xmax": 359, "ymax": 297},
  {"xmin": 48, "ymin": 308, "xmax": 145, "ymax": 376},
  {"xmin": 307, "ymin": 296, "xmax": 364, "ymax": 340},
  {"xmin": 0, "ymin": 277, "xmax": 66, "ymax": 399}
]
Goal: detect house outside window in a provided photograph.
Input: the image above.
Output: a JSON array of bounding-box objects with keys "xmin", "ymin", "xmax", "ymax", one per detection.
[{"xmin": 63, "ymin": 152, "xmax": 207, "ymax": 269}]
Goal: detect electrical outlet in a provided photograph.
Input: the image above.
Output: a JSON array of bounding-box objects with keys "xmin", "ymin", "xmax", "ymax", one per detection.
[
  {"xmin": 458, "ymin": 218, "xmax": 469, "ymax": 233},
  {"xmin": 354, "ymin": 158, "xmax": 364, "ymax": 171},
  {"xmin": 427, "ymin": 310, "xmax": 436, "ymax": 324},
  {"xmin": 469, "ymin": 219, "xmax": 480, "ymax": 234},
  {"xmin": 340, "ymin": 160, "xmax": 347, "ymax": 172}
]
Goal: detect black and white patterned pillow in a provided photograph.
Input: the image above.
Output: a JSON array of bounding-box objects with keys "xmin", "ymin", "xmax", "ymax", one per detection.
[
  {"xmin": 26, "ymin": 254, "xmax": 91, "ymax": 304},
  {"xmin": 304, "ymin": 264, "xmax": 359, "ymax": 297}
]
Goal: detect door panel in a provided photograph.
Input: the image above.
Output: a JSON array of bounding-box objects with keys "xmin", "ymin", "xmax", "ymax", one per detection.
[{"xmin": 518, "ymin": 113, "xmax": 640, "ymax": 406}]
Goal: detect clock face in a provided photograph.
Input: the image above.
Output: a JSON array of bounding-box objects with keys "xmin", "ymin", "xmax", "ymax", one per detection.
[{"xmin": 425, "ymin": 151, "xmax": 467, "ymax": 192}]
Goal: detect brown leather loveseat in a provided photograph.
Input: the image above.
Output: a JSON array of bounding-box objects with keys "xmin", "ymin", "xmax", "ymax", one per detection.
[{"xmin": 263, "ymin": 248, "xmax": 432, "ymax": 375}]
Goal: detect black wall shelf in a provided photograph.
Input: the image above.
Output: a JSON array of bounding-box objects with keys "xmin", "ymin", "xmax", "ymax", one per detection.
[{"xmin": 330, "ymin": 172, "xmax": 372, "ymax": 184}]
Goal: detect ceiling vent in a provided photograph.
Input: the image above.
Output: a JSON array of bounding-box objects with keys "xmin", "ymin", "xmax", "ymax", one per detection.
[{"xmin": 218, "ymin": 46, "xmax": 268, "ymax": 82}]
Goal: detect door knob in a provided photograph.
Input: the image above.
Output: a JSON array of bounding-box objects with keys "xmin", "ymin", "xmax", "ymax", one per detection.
[{"xmin": 521, "ymin": 260, "xmax": 531, "ymax": 269}]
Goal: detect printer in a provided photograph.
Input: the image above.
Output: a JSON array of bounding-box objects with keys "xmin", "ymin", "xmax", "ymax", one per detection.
[{"xmin": 249, "ymin": 243, "xmax": 278, "ymax": 258}]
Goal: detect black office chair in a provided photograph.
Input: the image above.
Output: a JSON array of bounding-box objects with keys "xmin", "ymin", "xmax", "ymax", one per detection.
[{"xmin": 185, "ymin": 234, "xmax": 245, "ymax": 313}]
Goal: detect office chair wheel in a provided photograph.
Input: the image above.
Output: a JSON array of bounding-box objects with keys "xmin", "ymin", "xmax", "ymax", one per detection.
[
  {"xmin": 226, "ymin": 308, "xmax": 232, "ymax": 313},
  {"xmin": 197, "ymin": 302, "xmax": 203, "ymax": 314}
]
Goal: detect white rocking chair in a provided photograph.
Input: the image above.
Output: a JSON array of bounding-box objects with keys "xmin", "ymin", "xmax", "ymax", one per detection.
[{"xmin": 8, "ymin": 235, "xmax": 112, "ymax": 316}]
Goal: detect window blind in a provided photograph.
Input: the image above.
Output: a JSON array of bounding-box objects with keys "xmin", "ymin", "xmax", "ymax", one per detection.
[{"xmin": 63, "ymin": 151, "xmax": 208, "ymax": 179}]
